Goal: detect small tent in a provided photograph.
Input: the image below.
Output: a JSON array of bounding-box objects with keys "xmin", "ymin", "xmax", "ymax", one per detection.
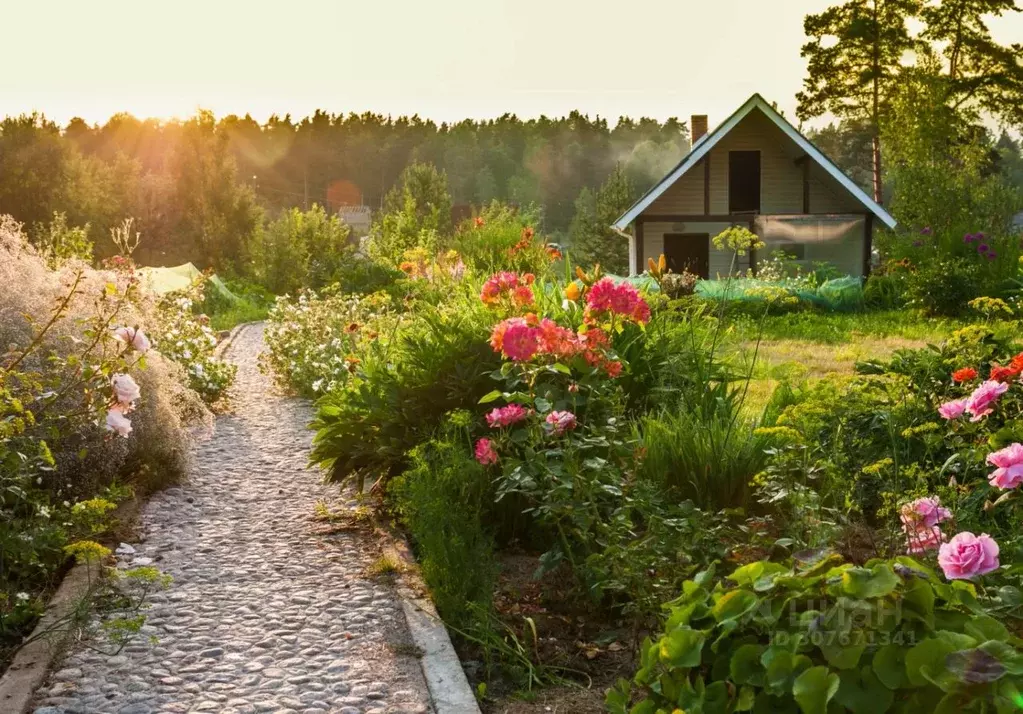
[{"xmin": 137, "ymin": 262, "xmax": 239, "ymax": 302}]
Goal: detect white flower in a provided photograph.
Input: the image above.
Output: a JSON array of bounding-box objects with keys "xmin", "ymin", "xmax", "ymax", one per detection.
[
  {"xmin": 112, "ymin": 326, "xmax": 151, "ymax": 353},
  {"xmin": 15, "ymin": 592, "xmax": 30, "ymax": 602},
  {"xmin": 111, "ymin": 373, "xmax": 141, "ymax": 406},
  {"xmin": 192, "ymin": 363, "xmax": 204, "ymax": 377},
  {"xmin": 312, "ymin": 379, "xmax": 324, "ymax": 392},
  {"xmin": 37, "ymin": 505, "xmax": 51, "ymax": 518},
  {"xmin": 105, "ymin": 407, "xmax": 132, "ymax": 437}
]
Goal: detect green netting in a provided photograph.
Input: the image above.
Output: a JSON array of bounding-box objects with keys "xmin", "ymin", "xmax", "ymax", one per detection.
[
  {"xmin": 695, "ymin": 276, "xmax": 863, "ymax": 312},
  {"xmin": 138, "ymin": 263, "xmax": 240, "ymax": 302}
]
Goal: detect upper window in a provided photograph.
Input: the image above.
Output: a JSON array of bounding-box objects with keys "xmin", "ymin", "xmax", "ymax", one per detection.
[{"xmin": 729, "ymin": 150, "xmax": 761, "ymax": 213}]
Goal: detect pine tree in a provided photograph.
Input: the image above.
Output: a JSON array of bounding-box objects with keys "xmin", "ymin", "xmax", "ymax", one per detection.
[
  {"xmin": 568, "ymin": 164, "xmax": 637, "ymax": 274},
  {"xmin": 796, "ymin": 0, "xmax": 922, "ymax": 204}
]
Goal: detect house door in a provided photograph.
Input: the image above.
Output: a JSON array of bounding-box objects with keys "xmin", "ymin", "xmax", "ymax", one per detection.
[{"xmin": 663, "ymin": 234, "xmax": 709, "ymax": 278}]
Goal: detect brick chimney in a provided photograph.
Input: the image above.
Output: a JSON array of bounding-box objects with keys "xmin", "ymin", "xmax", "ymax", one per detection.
[{"xmin": 691, "ymin": 115, "xmax": 708, "ymax": 144}]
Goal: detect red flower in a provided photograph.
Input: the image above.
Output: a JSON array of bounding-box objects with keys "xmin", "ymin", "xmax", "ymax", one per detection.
[
  {"xmin": 952, "ymin": 367, "xmax": 978, "ymax": 383},
  {"xmin": 522, "ymin": 226, "xmax": 535, "ymax": 241},
  {"xmin": 474, "ymin": 216, "xmax": 485, "ymax": 228},
  {"xmin": 990, "ymin": 365, "xmax": 1019, "ymax": 383}
]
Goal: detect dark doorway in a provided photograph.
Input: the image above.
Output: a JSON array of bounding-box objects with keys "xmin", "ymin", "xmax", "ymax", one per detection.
[
  {"xmin": 729, "ymin": 150, "xmax": 761, "ymax": 213},
  {"xmin": 663, "ymin": 233, "xmax": 709, "ymax": 278}
]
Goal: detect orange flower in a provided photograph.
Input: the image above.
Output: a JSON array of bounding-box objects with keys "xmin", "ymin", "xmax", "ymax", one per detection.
[
  {"xmin": 564, "ymin": 282, "xmax": 581, "ymax": 302},
  {"xmin": 1011, "ymin": 353, "xmax": 1023, "ymax": 372},
  {"xmin": 474, "ymin": 216, "xmax": 485, "ymax": 228},
  {"xmin": 990, "ymin": 365, "xmax": 1018, "ymax": 383},
  {"xmin": 952, "ymin": 367, "xmax": 977, "ymax": 383},
  {"xmin": 522, "ymin": 226, "xmax": 535, "ymax": 241}
]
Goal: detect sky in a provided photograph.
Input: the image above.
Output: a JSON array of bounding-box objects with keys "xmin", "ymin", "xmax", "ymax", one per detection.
[{"xmin": 2, "ymin": 0, "xmax": 1021, "ymax": 131}]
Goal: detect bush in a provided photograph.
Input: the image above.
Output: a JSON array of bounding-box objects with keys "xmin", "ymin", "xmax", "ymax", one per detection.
[
  {"xmin": 609, "ymin": 557, "xmax": 1023, "ymax": 714},
  {"xmin": 247, "ymin": 204, "xmax": 353, "ymax": 294},
  {"xmin": 0, "ymin": 215, "xmax": 206, "ymax": 653},
  {"xmin": 389, "ymin": 415, "xmax": 496, "ymax": 627},
  {"xmin": 450, "ymin": 202, "xmax": 559, "ymax": 275},
  {"xmin": 905, "ymin": 256, "xmax": 984, "ymax": 317},
  {"xmin": 29, "ymin": 211, "xmax": 92, "ymax": 268}
]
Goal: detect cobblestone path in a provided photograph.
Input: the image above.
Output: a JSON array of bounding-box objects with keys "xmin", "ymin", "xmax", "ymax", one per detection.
[{"xmin": 33, "ymin": 324, "xmax": 434, "ymax": 714}]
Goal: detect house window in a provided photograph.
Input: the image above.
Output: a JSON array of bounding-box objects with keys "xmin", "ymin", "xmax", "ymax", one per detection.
[{"xmin": 729, "ymin": 151, "xmax": 761, "ymax": 213}]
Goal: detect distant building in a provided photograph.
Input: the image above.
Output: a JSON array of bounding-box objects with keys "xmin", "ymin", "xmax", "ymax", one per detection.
[
  {"xmin": 337, "ymin": 205, "xmax": 372, "ymax": 240},
  {"xmin": 613, "ymin": 94, "xmax": 897, "ymax": 278},
  {"xmin": 1012, "ymin": 211, "xmax": 1023, "ymax": 233}
]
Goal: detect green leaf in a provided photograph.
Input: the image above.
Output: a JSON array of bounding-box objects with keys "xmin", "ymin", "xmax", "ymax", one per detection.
[
  {"xmin": 658, "ymin": 628, "xmax": 705, "ymax": 668},
  {"xmin": 534, "ymin": 397, "xmax": 552, "ymax": 413},
  {"xmin": 821, "ymin": 640, "xmax": 865, "ymax": 670},
  {"xmin": 964, "ymin": 615, "xmax": 1009, "ymax": 643},
  {"xmin": 906, "ymin": 637, "xmax": 958, "ymax": 688},
  {"xmin": 792, "ymin": 666, "xmax": 840, "ymax": 714},
  {"xmin": 550, "ymin": 362, "xmax": 571, "ymax": 375},
  {"xmin": 873, "ymin": 644, "xmax": 908, "ymax": 690},
  {"xmin": 731, "ymin": 644, "xmax": 767, "ymax": 686},
  {"xmin": 835, "ymin": 667, "xmax": 894, "ymax": 714},
  {"xmin": 478, "ymin": 390, "xmax": 503, "ymax": 404},
  {"xmin": 712, "ymin": 589, "xmax": 759, "ymax": 623},
  {"xmin": 842, "ymin": 564, "xmax": 899, "ymax": 599}
]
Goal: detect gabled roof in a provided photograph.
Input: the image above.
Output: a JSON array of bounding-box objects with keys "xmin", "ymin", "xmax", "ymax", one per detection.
[{"xmin": 613, "ymin": 93, "xmax": 897, "ymax": 231}]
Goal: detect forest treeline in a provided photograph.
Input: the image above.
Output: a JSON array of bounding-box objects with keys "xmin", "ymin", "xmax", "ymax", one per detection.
[{"xmin": 0, "ymin": 109, "xmax": 693, "ymax": 269}]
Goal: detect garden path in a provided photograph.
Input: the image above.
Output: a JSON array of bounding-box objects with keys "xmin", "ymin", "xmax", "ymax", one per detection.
[{"xmin": 32, "ymin": 323, "xmax": 433, "ymax": 714}]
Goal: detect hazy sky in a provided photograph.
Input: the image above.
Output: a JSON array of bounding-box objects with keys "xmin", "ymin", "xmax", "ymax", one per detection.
[{"xmin": 2, "ymin": 0, "xmax": 1021, "ymax": 130}]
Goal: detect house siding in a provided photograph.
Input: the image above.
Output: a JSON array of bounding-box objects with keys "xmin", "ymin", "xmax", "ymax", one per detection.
[
  {"xmin": 640, "ymin": 221, "xmax": 752, "ymax": 278},
  {"xmin": 645, "ymin": 111, "xmax": 862, "ymax": 217}
]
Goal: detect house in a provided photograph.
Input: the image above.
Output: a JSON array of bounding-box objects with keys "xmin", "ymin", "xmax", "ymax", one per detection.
[{"xmin": 613, "ymin": 94, "xmax": 897, "ymax": 278}]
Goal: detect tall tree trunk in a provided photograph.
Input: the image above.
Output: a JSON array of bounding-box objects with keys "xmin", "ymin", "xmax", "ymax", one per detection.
[{"xmin": 872, "ymin": 132, "xmax": 883, "ymax": 204}]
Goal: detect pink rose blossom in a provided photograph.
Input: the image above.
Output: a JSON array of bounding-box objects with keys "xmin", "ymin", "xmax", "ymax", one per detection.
[
  {"xmin": 499, "ymin": 321, "xmax": 540, "ymax": 362},
  {"xmin": 111, "ymin": 373, "xmax": 141, "ymax": 407},
  {"xmin": 486, "ymin": 404, "xmax": 529, "ymax": 429},
  {"xmin": 105, "ymin": 407, "xmax": 132, "ymax": 437},
  {"xmin": 987, "ymin": 442, "xmax": 1023, "ymax": 490},
  {"xmin": 937, "ymin": 532, "xmax": 1000, "ymax": 580},
  {"xmin": 112, "ymin": 326, "xmax": 151, "ymax": 353},
  {"xmin": 544, "ymin": 410, "xmax": 577, "ymax": 436},
  {"xmin": 964, "ymin": 380, "xmax": 1009, "ymax": 422},
  {"xmin": 585, "ymin": 278, "xmax": 650, "ymax": 324},
  {"xmin": 899, "ymin": 496, "xmax": 951, "ymax": 528},
  {"xmin": 938, "ymin": 398, "xmax": 968, "ymax": 420},
  {"xmin": 904, "ymin": 524, "xmax": 946, "ymax": 554},
  {"xmin": 474, "ymin": 438, "xmax": 498, "ymax": 466}
]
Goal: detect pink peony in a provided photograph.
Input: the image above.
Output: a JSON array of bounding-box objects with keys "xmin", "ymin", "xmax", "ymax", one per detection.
[
  {"xmin": 111, "ymin": 373, "xmax": 141, "ymax": 407},
  {"xmin": 899, "ymin": 496, "xmax": 951, "ymax": 528},
  {"xmin": 585, "ymin": 278, "xmax": 650, "ymax": 324},
  {"xmin": 112, "ymin": 326, "xmax": 151, "ymax": 353},
  {"xmin": 964, "ymin": 380, "xmax": 1009, "ymax": 422},
  {"xmin": 499, "ymin": 321, "xmax": 540, "ymax": 361},
  {"xmin": 486, "ymin": 404, "xmax": 529, "ymax": 429},
  {"xmin": 474, "ymin": 438, "xmax": 498, "ymax": 466},
  {"xmin": 105, "ymin": 407, "xmax": 132, "ymax": 437},
  {"xmin": 904, "ymin": 524, "xmax": 946, "ymax": 554},
  {"xmin": 937, "ymin": 532, "xmax": 999, "ymax": 580},
  {"xmin": 544, "ymin": 410, "xmax": 577, "ymax": 436},
  {"xmin": 987, "ymin": 442, "xmax": 1023, "ymax": 490},
  {"xmin": 938, "ymin": 398, "xmax": 968, "ymax": 420}
]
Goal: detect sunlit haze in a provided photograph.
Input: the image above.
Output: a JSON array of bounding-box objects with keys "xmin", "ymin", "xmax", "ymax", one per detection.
[{"xmin": 4, "ymin": 0, "xmax": 1020, "ymax": 128}]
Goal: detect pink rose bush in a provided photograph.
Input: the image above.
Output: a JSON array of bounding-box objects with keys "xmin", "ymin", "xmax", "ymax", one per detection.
[
  {"xmin": 987, "ymin": 443, "xmax": 1023, "ymax": 490},
  {"xmin": 937, "ymin": 531, "xmax": 1000, "ymax": 580},
  {"xmin": 964, "ymin": 380, "xmax": 1009, "ymax": 421},
  {"xmin": 938, "ymin": 398, "xmax": 968, "ymax": 420},
  {"xmin": 900, "ymin": 496, "xmax": 951, "ymax": 554},
  {"xmin": 113, "ymin": 325, "xmax": 151, "ymax": 353}
]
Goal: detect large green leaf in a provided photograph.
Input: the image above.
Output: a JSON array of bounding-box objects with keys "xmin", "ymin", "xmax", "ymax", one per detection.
[
  {"xmin": 731, "ymin": 644, "xmax": 767, "ymax": 686},
  {"xmin": 792, "ymin": 666, "xmax": 840, "ymax": 714},
  {"xmin": 835, "ymin": 667, "xmax": 895, "ymax": 713},
  {"xmin": 658, "ymin": 628, "xmax": 705, "ymax": 668},
  {"xmin": 842, "ymin": 564, "xmax": 899, "ymax": 599},
  {"xmin": 873, "ymin": 644, "xmax": 909, "ymax": 690},
  {"xmin": 906, "ymin": 636, "xmax": 960, "ymax": 688},
  {"xmin": 713, "ymin": 589, "xmax": 760, "ymax": 623}
]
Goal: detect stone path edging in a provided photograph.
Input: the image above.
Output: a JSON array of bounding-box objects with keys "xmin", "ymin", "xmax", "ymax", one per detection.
[{"xmin": 378, "ymin": 524, "xmax": 481, "ymax": 714}]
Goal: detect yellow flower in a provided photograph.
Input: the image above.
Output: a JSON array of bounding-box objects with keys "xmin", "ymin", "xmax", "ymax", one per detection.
[{"xmin": 564, "ymin": 282, "xmax": 581, "ymax": 301}]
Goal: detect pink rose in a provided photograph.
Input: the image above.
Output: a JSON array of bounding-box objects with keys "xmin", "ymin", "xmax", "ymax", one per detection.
[
  {"xmin": 486, "ymin": 404, "xmax": 528, "ymax": 429},
  {"xmin": 937, "ymin": 532, "xmax": 999, "ymax": 580},
  {"xmin": 904, "ymin": 524, "xmax": 946, "ymax": 554},
  {"xmin": 105, "ymin": 407, "xmax": 132, "ymax": 437},
  {"xmin": 474, "ymin": 438, "xmax": 498, "ymax": 466},
  {"xmin": 899, "ymin": 496, "xmax": 951, "ymax": 528},
  {"xmin": 964, "ymin": 380, "xmax": 1009, "ymax": 422},
  {"xmin": 111, "ymin": 373, "xmax": 141, "ymax": 407},
  {"xmin": 113, "ymin": 326, "xmax": 151, "ymax": 353},
  {"xmin": 544, "ymin": 410, "xmax": 577, "ymax": 436},
  {"xmin": 987, "ymin": 442, "xmax": 1023, "ymax": 490},
  {"xmin": 938, "ymin": 398, "xmax": 968, "ymax": 420}
]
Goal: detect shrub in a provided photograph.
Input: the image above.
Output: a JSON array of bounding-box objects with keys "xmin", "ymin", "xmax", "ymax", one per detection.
[
  {"xmin": 247, "ymin": 204, "xmax": 353, "ymax": 294},
  {"xmin": 609, "ymin": 557, "xmax": 1023, "ymax": 714},
  {"xmin": 389, "ymin": 415, "xmax": 496, "ymax": 627},
  {"xmin": 905, "ymin": 256, "xmax": 984, "ymax": 317},
  {"xmin": 29, "ymin": 211, "xmax": 92, "ymax": 268},
  {"xmin": 0, "ymin": 215, "xmax": 206, "ymax": 653}
]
